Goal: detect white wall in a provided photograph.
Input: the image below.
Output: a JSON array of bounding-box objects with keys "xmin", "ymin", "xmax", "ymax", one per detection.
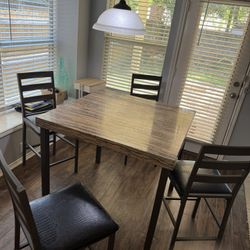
[
  {"xmin": 0, "ymin": 127, "xmax": 39, "ymax": 165},
  {"xmin": 87, "ymin": 0, "xmax": 106, "ymax": 78},
  {"xmin": 77, "ymin": 0, "xmax": 90, "ymax": 79},
  {"xmin": 56, "ymin": 0, "xmax": 105, "ymax": 83},
  {"xmin": 56, "ymin": 0, "xmax": 90, "ymax": 97},
  {"xmin": 0, "ymin": 130, "xmax": 22, "ymax": 164}
]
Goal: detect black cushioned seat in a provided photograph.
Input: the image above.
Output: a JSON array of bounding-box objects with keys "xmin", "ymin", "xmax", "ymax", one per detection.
[
  {"xmin": 0, "ymin": 150, "xmax": 118, "ymax": 250},
  {"xmin": 170, "ymin": 160, "xmax": 231, "ymax": 195},
  {"xmin": 30, "ymin": 183, "xmax": 119, "ymax": 250},
  {"xmin": 164, "ymin": 145, "xmax": 250, "ymax": 249}
]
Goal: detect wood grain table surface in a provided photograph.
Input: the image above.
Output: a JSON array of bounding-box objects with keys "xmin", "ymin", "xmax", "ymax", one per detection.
[
  {"xmin": 36, "ymin": 88, "xmax": 194, "ymax": 249},
  {"xmin": 36, "ymin": 88, "xmax": 194, "ymax": 169}
]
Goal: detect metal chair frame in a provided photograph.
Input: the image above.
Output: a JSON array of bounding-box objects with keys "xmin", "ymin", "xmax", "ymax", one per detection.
[
  {"xmin": 17, "ymin": 71, "xmax": 79, "ymax": 173},
  {"xmin": 165, "ymin": 144, "xmax": 250, "ymax": 250}
]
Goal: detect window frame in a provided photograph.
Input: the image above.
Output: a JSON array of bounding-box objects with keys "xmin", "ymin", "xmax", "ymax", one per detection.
[{"xmin": 162, "ymin": 0, "xmax": 250, "ymax": 145}]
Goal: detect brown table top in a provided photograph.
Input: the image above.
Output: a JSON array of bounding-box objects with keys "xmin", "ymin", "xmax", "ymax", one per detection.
[{"xmin": 36, "ymin": 89, "xmax": 194, "ymax": 169}]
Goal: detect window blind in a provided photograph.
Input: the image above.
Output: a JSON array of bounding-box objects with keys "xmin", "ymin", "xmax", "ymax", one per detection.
[
  {"xmin": 178, "ymin": 1, "xmax": 250, "ymax": 143},
  {"xmin": 0, "ymin": 0, "xmax": 56, "ymax": 108},
  {"xmin": 103, "ymin": 0, "xmax": 176, "ymax": 92}
]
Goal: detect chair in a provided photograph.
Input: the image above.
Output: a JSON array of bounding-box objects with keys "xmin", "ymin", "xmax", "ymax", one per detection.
[
  {"xmin": 130, "ymin": 73, "xmax": 162, "ymax": 101},
  {"xmin": 96, "ymin": 73, "xmax": 162, "ymax": 165},
  {"xmin": 17, "ymin": 71, "xmax": 79, "ymax": 173},
  {"xmin": 123, "ymin": 73, "xmax": 162, "ymax": 165},
  {"xmin": 0, "ymin": 151, "xmax": 119, "ymax": 250},
  {"xmin": 164, "ymin": 144, "xmax": 250, "ymax": 250}
]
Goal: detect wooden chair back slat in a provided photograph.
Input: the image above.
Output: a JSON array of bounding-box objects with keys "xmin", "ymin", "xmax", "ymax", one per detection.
[
  {"xmin": 17, "ymin": 71, "xmax": 53, "ymax": 79},
  {"xmin": 21, "ymin": 83, "xmax": 53, "ymax": 91},
  {"xmin": 23, "ymin": 94, "xmax": 55, "ymax": 104},
  {"xmin": 132, "ymin": 84, "xmax": 160, "ymax": 91},
  {"xmin": 186, "ymin": 145, "xmax": 250, "ymax": 196},
  {"xmin": 193, "ymin": 174, "xmax": 243, "ymax": 184},
  {"xmin": 199, "ymin": 160, "xmax": 250, "ymax": 170},
  {"xmin": 131, "ymin": 93, "xmax": 159, "ymax": 100},
  {"xmin": 200, "ymin": 145, "xmax": 250, "ymax": 156}
]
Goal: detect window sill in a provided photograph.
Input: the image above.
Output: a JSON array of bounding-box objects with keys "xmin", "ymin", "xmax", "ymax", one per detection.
[{"xmin": 0, "ymin": 109, "xmax": 22, "ymax": 139}]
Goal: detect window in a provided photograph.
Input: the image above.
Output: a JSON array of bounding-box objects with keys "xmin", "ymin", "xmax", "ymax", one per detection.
[
  {"xmin": 102, "ymin": 0, "xmax": 250, "ymax": 145},
  {"xmin": 0, "ymin": 0, "xmax": 56, "ymax": 109},
  {"xmin": 103, "ymin": 0, "xmax": 176, "ymax": 92},
  {"xmin": 177, "ymin": 1, "xmax": 250, "ymax": 143}
]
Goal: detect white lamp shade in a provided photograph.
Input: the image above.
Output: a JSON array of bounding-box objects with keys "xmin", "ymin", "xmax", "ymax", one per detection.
[{"xmin": 93, "ymin": 8, "xmax": 145, "ymax": 36}]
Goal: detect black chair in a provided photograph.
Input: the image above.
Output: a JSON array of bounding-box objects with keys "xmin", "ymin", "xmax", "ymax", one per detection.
[
  {"xmin": 17, "ymin": 71, "xmax": 79, "ymax": 173},
  {"xmin": 96, "ymin": 74, "xmax": 162, "ymax": 165},
  {"xmin": 124, "ymin": 73, "xmax": 162, "ymax": 165},
  {"xmin": 164, "ymin": 144, "xmax": 250, "ymax": 250},
  {"xmin": 130, "ymin": 73, "xmax": 162, "ymax": 101},
  {"xmin": 0, "ymin": 151, "xmax": 119, "ymax": 250}
]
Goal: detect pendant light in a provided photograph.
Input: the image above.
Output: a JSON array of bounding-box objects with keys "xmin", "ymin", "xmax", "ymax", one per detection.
[{"xmin": 93, "ymin": 0, "xmax": 145, "ymax": 36}]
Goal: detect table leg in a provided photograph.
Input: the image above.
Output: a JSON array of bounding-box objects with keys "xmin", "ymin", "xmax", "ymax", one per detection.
[
  {"xmin": 95, "ymin": 145, "xmax": 102, "ymax": 164},
  {"xmin": 144, "ymin": 168, "xmax": 169, "ymax": 250},
  {"xmin": 80, "ymin": 85, "xmax": 83, "ymax": 98},
  {"xmin": 41, "ymin": 128, "xmax": 50, "ymax": 196}
]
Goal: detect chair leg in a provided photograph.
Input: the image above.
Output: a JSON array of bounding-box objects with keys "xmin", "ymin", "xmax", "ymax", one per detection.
[
  {"xmin": 169, "ymin": 199, "xmax": 187, "ymax": 250},
  {"xmin": 74, "ymin": 140, "xmax": 79, "ymax": 173},
  {"xmin": 124, "ymin": 155, "xmax": 128, "ymax": 166},
  {"xmin": 22, "ymin": 123, "xmax": 26, "ymax": 166},
  {"xmin": 217, "ymin": 198, "xmax": 234, "ymax": 240},
  {"xmin": 95, "ymin": 146, "xmax": 102, "ymax": 164},
  {"xmin": 168, "ymin": 182, "xmax": 174, "ymax": 195},
  {"xmin": 52, "ymin": 133, "xmax": 56, "ymax": 155},
  {"xmin": 107, "ymin": 233, "xmax": 116, "ymax": 250},
  {"xmin": 14, "ymin": 215, "xmax": 20, "ymax": 250},
  {"xmin": 192, "ymin": 197, "xmax": 201, "ymax": 219}
]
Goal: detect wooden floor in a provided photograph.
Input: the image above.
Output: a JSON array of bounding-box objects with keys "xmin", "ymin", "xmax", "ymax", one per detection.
[{"xmin": 0, "ymin": 142, "xmax": 249, "ymax": 250}]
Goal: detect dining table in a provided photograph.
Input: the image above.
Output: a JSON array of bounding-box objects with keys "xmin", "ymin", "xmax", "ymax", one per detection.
[{"xmin": 36, "ymin": 88, "xmax": 194, "ymax": 249}]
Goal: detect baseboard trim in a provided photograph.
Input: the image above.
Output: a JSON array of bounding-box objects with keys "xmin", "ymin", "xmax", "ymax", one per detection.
[
  {"xmin": 1, "ymin": 136, "xmax": 63, "ymax": 177},
  {"xmin": 0, "ymin": 151, "xmax": 35, "ymax": 177}
]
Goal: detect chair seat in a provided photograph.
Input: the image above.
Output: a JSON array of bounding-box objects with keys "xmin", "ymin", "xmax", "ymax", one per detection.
[
  {"xmin": 30, "ymin": 183, "xmax": 119, "ymax": 250},
  {"xmin": 170, "ymin": 160, "xmax": 231, "ymax": 196}
]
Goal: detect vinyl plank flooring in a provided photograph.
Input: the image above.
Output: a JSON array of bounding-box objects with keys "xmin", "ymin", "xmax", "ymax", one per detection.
[{"xmin": 0, "ymin": 142, "xmax": 249, "ymax": 250}]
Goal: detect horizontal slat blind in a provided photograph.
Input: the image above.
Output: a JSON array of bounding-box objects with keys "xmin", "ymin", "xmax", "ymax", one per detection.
[
  {"xmin": 1, "ymin": 44, "xmax": 55, "ymax": 105},
  {"xmin": 178, "ymin": 1, "xmax": 250, "ymax": 143},
  {"xmin": 0, "ymin": 0, "xmax": 56, "ymax": 108},
  {"xmin": 103, "ymin": 0, "xmax": 176, "ymax": 92}
]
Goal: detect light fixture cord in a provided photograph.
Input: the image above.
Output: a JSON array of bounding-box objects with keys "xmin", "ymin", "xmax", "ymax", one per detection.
[{"xmin": 114, "ymin": 0, "xmax": 131, "ymax": 10}]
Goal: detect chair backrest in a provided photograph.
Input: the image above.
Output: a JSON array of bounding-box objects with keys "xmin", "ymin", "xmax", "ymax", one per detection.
[
  {"xmin": 0, "ymin": 151, "xmax": 41, "ymax": 249},
  {"xmin": 130, "ymin": 73, "xmax": 162, "ymax": 101},
  {"xmin": 17, "ymin": 71, "xmax": 56, "ymax": 118},
  {"xmin": 186, "ymin": 145, "xmax": 250, "ymax": 197}
]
